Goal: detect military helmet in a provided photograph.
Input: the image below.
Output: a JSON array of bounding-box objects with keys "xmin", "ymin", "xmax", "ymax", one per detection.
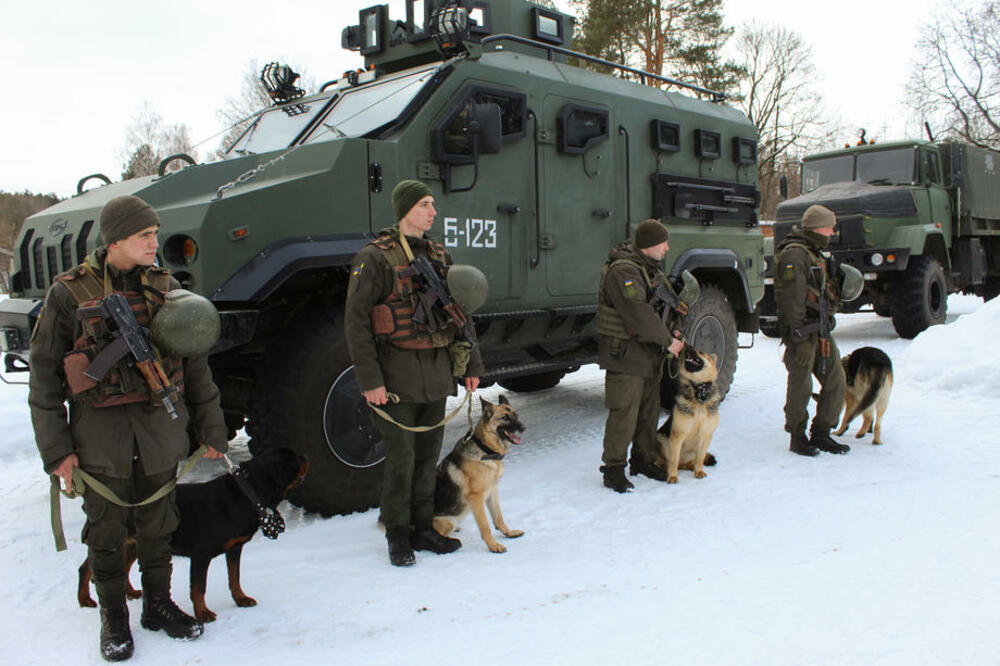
[
  {"xmin": 839, "ymin": 263, "xmax": 864, "ymax": 302},
  {"xmin": 151, "ymin": 289, "xmax": 222, "ymax": 357},
  {"xmin": 447, "ymin": 264, "xmax": 489, "ymax": 313}
]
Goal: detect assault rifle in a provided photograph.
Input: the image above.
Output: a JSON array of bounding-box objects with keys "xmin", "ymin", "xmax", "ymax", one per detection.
[
  {"xmin": 807, "ymin": 265, "xmax": 832, "ymax": 374},
  {"xmin": 76, "ymin": 293, "xmax": 179, "ymax": 419},
  {"xmin": 651, "ymin": 283, "xmax": 689, "ymax": 325},
  {"xmin": 399, "ymin": 256, "xmax": 476, "ymax": 345}
]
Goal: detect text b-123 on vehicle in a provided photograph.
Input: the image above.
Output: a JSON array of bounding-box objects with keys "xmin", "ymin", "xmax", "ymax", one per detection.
[{"xmin": 444, "ymin": 217, "xmax": 497, "ymax": 249}]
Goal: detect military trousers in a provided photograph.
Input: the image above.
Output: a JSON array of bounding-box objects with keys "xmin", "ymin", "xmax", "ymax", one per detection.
[
  {"xmin": 782, "ymin": 336, "xmax": 846, "ymax": 435},
  {"xmin": 372, "ymin": 398, "xmax": 447, "ymax": 531},
  {"xmin": 601, "ymin": 371, "xmax": 661, "ymax": 468},
  {"xmin": 81, "ymin": 455, "xmax": 178, "ymax": 606}
]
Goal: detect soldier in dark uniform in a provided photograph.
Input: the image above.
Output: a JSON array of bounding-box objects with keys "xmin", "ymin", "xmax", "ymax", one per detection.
[
  {"xmin": 774, "ymin": 204, "xmax": 850, "ymax": 456},
  {"xmin": 597, "ymin": 219, "xmax": 686, "ymax": 492},
  {"xmin": 345, "ymin": 180, "xmax": 484, "ymax": 566},
  {"xmin": 28, "ymin": 195, "xmax": 229, "ymax": 661}
]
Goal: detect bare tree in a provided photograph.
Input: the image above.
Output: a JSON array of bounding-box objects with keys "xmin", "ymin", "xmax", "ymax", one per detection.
[
  {"xmin": 907, "ymin": 1, "xmax": 1000, "ymax": 148},
  {"xmin": 119, "ymin": 102, "xmax": 197, "ymax": 180},
  {"xmin": 735, "ymin": 22, "xmax": 835, "ymax": 217}
]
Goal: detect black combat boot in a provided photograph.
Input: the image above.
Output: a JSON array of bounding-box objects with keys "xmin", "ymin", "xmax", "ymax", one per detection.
[
  {"xmin": 99, "ymin": 603, "xmax": 133, "ymax": 662},
  {"xmin": 789, "ymin": 431, "xmax": 820, "ymax": 457},
  {"xmin": 140, "ymin": 595, "xmax": 204, "ymax": 640},
  {"xmin": 386, "ymin": 526, "xmax": 416, "ymax": 566},
  {"xmin": 628, "ymin": 450, "xmax": 668, "ymax": 481},
  {"xmin": 811, "ymin": 430, "xmax": 850, "ymax": 454},
  {"xmin": 600, "ymin": 465, "xmax": 634, "ymax": 493},
  {"xmin": 411, "ymin": 522, "xmax": 462, "ymax": 554}
]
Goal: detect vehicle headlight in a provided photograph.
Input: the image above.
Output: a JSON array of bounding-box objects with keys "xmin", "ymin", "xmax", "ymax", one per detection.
[{"xmin": 869, "ymin": 252, "xmax": 884, "ymax": 267}]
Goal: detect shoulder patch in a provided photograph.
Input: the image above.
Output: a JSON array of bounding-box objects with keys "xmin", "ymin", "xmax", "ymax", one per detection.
[
  {"xmin": 782, "ymin": 263, "xmax": 796, "ymax": 281},
  {"xmin": 623, "ymin": 278, "xmax": 638, "ymax": 300},
  {"xmin": 352, "ymin": 262, "xmax": 364, "ymax": 277}
]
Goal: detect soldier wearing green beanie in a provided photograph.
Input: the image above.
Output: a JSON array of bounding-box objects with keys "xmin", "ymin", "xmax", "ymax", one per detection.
[
  {"xmin": 345, "ymin": 180, "xmax": 484, "ymax": 566},
  {"xmin": 28, "ymin": 194, "xmax": 229, "ymax": 661}
]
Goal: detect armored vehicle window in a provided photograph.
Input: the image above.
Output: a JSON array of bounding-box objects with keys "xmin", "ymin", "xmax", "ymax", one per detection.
[
  {"xmin": 557, "ymin": 105, "xmax": 609, "ymax": 155},
  {"xmin": 227, "ymin": 97, "xmax": 333, "ymax": 157},
  {"xmin": 733, "ymin": 137, "xmax": 757, "ymax": 165},
  {"xmin": 921, "ymin": 149, "xmax": 941, "ymax": 184},
  {"xmin": 802, "ymin": 155, "xmax": 853, "ymax": 192},
  {"xmin": 432, "ymin": 87, "xmax": 527, "ymax": 164},
  {"xmin": 652, "ymin": 120, "xmax": 680, "ymax": 152},
  {"xmin": 856, "ymin": 148, "xmax": 916, "ymax": 186},
  {"xmin": 695, "ymin": 129, "xmax": 721, "ymax": 159},
  {"xmin": 305, "ymin": 66, "xmax": 439, "ymax": 144}
]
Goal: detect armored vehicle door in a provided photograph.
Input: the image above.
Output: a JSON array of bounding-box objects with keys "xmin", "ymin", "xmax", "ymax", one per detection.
[
  {"xmin": 541, "ymin": 97, "xmax": 618, "ymax": 296},
  {"xmin": 919, "ymin": 147, "xmax": 952, "ymax": 235}
]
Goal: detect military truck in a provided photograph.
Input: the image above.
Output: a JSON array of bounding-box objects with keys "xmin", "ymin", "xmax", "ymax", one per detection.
[
  {"xmin": 762, "ymin": 139, "xmax": 1000, "ymax": 338},
  {"xmin": 0, "ymin": 0, "xmax": 764, "ymax": 516}
]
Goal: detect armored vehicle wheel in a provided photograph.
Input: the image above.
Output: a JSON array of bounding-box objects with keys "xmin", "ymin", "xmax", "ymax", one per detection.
[
  {"xmin": 890, "ymin": 256, "xmax": 948, "ymax": 339},
  {"xmin": 247, "ymin": 307, "xmax": 383, "ymax": 517},
  {"xmin": 757, "ymin": 285, "xmax": 781, "ymax": 338},
  {"xmin": 680, "ymin": 284, "xmax": 737, "ymax": 396},
  {"xmin": 498, "ymin": 370, "xmax": 567, "ymax": 392},
  {"xmin": 983, "ymin": 277, "xmax": 1000, "ymax": 302}
]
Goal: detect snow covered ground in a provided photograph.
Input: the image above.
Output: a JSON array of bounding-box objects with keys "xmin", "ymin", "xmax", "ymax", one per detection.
[{"xmin": 1, "ymin": 294, "xmax": 998, "ymax": 665}]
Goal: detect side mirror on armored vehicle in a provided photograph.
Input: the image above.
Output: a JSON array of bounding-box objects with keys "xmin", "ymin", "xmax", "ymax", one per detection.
[
  {"xmin": 468, "ymin": 103, "xmax": 502, "ymax": 155},
  {"xmin": 779, "ymin": 175, "xmax": 788, "ymax": 200}
]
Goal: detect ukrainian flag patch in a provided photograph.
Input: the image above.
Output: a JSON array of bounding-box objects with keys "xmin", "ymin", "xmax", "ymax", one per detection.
[{"xmin": 352, "ymin": 262, "xmax": 364, "ymax": 277}]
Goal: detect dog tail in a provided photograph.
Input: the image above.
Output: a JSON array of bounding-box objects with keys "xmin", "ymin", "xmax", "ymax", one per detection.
[{"xmin": 851, "ymin": 365, "xmax": 892, "ymax": 419}]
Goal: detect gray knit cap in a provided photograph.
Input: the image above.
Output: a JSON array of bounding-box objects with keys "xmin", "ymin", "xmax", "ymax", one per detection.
[
  {"xmin": 99, "ymin": 195, "xmax": 160, "ymax": 245},
  {"xmin": 801, "ymin": 204, "xmax": 837, "ymax": 230},
  {"xmin": 634, "ymin": 218, "xmax": 670, "ymax": 249}
]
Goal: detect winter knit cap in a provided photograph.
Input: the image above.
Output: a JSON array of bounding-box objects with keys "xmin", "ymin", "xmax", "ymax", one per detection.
[
  {"xmin": 801, "ymin": 204, "xmax": 837, "ymax": 230},
  {"xmin": 99, "ymin": 195, "xmax": 160, "ymax": 246},
  {"xmin": 633, "ymin": 218, "xmax": 670, "ymax": 249},
  {"xmin": 392, "ymin": 179, "xmax": 433, "ymax": 220}
]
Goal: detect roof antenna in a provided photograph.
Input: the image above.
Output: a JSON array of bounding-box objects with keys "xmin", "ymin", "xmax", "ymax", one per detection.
[{"xmin": 924, "ymin": 121, "xmax": 935, "ymax": 142}]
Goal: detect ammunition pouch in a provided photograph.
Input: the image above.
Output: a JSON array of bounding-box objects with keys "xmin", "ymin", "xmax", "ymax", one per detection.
[{"xmin": 447, "ymin": 340, "xmax": 473, "ymax": 377}]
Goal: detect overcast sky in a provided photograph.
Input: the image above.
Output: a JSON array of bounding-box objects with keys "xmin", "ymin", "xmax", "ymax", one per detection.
[{"xmin": 1, "ymin": 0, "xmax": 940, "ymax": 198}]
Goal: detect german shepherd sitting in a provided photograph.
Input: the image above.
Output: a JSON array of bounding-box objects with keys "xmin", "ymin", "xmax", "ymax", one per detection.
[
  {"xmin": 834, "ymin": 346, "xmax": 893, "ymax": 445},
  {"xmin": 657, "ymin": 346, "xmax": 722, "ymax": 483},
  {"xmin": 433, "ymin": 395, "xmax": 526, "ymax": 553},
  {"xmin": 78, "ymin": 447, "xmax": 309, "ymax": 622}
]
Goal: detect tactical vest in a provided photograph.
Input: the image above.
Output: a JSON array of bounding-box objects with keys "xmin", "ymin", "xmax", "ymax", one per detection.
[
  {"xmin": 596, "ymin": 257, "xmax": 670, "ymax": 339},
  {"xmin": 777, "ymin": 237, "xmax": 840, "ymax": 316},
  {"xmin": 369, "ymin": 232, "xmax": 454, "ymax": 350},
  {"xmin": 58, "ymin": 260, "xmax": 184, "ymax": 408}
]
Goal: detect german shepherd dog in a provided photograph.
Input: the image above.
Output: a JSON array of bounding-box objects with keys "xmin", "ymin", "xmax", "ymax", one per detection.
[
  {"xmin": 834, "ymin": 346, "xmax": 893, "ymax": 445},
  {"xmin": 433, "ymin": 395, "xmax": 526, "ymax": 553},
  {"xmin": 657, "ymin": 346, "xmax": 722, "ymax": 483},
  {"xmin": 78, "ymin": 447, "xmax": 309, "ymax": 622}
]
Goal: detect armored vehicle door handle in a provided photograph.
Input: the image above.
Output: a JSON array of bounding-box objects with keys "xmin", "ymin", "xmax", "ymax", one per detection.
[
  {"xmin": 497, "ymin": 204, "xmax": 520, "ymax": 214},
  {"xmin": 592, "ymin": 209, "xmax": 612, "ymax": 218}
]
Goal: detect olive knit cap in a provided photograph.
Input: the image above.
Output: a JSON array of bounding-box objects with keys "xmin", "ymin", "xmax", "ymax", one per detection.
[
  {"xmin": 99, "ymin": 195, "xmax": 160, "ymax": 245},
  {"xmin": 801, "ymin": 204, "xmax": 836, "ymax": 230},
  {"xmin": 634, "ymin": 218, "xmax": 670, "ymax": 249},
  {"xmin": 392, "ymin": 179, "xmax": 433, "ymax": 220}
]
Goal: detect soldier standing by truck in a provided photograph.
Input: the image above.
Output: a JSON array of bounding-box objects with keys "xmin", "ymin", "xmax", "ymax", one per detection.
[
  {"xmin": 28, "ymin": 195, "xmax": 229, "ymax": 661},
  {"xmin": 775, "ymin": 204, "xmax": 850, "ymax": 457},
  {"xmin": 597, "ymin": 219, "xmax": 686, "ymax": 492},
  {"xmin": 345, "ymin": 180, "xmax": 484, "ymax": 566}
]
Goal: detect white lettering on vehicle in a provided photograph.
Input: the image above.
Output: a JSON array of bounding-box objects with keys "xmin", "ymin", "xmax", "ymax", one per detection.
[{"xmin": 443, "ymin": 217, "xmax": 497, "ymax": 249}]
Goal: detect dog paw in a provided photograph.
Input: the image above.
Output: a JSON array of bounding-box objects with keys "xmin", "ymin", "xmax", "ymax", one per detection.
[
  {"xmin": 126, "ymin": 588, "xmax": 142, "ymax": 600},
  {"xmin": 503, "ymin": 529, "xmax": 524, "ymax": 539},
  {"xmin": 234, "ymin": 596, "xmax": 257, "ymax": 608},
  {"xmin": 488, "ymin": 541, "xmax": 507, "ymax": 553},
  {"xmin": 196, "ymin": 608, "xmax": 217, "ymax": 623},
  {"xmin": 872, "ymin": 440, "xmax": 882, "ymax": 445},
  {"xmin": 79, "ymin": 597, "xmax": 98, "ymax": 608},
  {"xmin": 667, "ymin": 476, "xmax": 679, "ymax": 484},
  {"xmin": 694, "ymin": 471, "xmax": 707, "ymax": 479},
  {"xmin": 855, "ymin": 432, "xmax": 865, "ymax": 439}
]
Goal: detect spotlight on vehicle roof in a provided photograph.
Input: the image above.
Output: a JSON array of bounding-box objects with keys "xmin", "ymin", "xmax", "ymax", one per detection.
[
  {"xmin": 430, "ymin": 0, "xmax": 473, "ymax": 57},
  {"xmin": 260, "ymin": 62, "xmax": 305, "ymax": 103}
]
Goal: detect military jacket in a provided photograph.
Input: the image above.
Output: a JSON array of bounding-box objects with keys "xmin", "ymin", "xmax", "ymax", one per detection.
[
  {"xmin": 774, "ymin": 228, "xmax": 841, "ymax": 343},
  {"xmin": 28, "ymin": 252, "xmax": 228, "ymax": 478},
  {"xmin": 345, "ymin": 226, "xmax": 485, "ymax": 404},
  {"xmin": 596, "ymin": 242, "xmax": 678, "ymax": 378}
]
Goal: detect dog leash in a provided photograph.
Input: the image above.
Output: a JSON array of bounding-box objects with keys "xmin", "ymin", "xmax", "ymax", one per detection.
[
  {"xmin": 49, "ymin": 445, "xmax": 208, "ymax": 552},
  {"xmin": 221, "ymin": 454, "xmax": 286, "ymax": 540},
  {"xmin": 367, "ymin": 390, "xmax": 474, "ymax": 432}
]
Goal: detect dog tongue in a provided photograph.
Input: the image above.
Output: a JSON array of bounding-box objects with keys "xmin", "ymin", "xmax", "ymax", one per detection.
[{"xmin": 507, "ymin": 432, "xmax": 522, "ymax": 444}]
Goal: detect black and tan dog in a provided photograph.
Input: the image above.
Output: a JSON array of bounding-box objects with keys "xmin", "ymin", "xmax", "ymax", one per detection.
[
  {"xmin": 834, "ymin": 346, "xmax": 893, "ymax": 445},
  {"xmin": 78, "ymin": 447, "xmax": 308, "ymax": 622},
  {"xmin": 433, "ymin": 395, "xmax": 526, "ymax": 553},
  {"xmin": 657, "ymin": 346, "xmax": 722, "ymax": 483}
]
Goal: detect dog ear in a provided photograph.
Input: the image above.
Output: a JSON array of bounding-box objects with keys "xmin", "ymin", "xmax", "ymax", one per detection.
[
  {"xmin": 480, "ymin": 396, "xmax": 494, "ymax": 417},
  {"xmin": 498, "ymin": 394, "xmax": 510, "ymax": 406},
  {"xmin": 708, "ymin": 352, "xmax": 718, "ymax": 366}
]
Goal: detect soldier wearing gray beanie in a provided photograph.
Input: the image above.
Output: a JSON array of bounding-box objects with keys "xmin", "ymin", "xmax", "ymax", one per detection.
[
  {"xmin": 633, "ymin": 218, "xmax": 670, "ymax": 249},
  {"xmin": 100, "ymin": 195, "xmax": 160, "ymax": 246}
]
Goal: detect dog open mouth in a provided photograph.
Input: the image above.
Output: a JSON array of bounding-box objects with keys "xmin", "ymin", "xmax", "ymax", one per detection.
[
  {"xmin": 498, "ymin": 425, "xmax": 524, "ymax": 445},
  {"xmin": 684, "ymin": 346, "xmax": 705, "ymax": 372}
]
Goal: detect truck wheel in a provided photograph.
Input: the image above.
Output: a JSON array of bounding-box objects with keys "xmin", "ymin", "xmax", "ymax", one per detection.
[
  {"xmin": 498, "ymin": 370, "xmax": 567, "ymax": 392},
  {"xmin": 757, "ymin": 284, "xmax": 781, "ymax": 338},
  {"xmin": 983, "ymin": 277, "xmax": 1000, "ymax": 302},
  {"xmin": 247, "ymin": 307, "xmax": 383, "ymax": 517},
  {"xmin": 681, "ymin": 284, "xmax": 737, "ymax": 396},
  {"xmin": 890, "ymin": 256, "xmax": 948, "ymax": 339}
]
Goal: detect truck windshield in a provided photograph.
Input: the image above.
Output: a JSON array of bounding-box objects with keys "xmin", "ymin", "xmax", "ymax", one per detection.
[
  {"xmin": 226, "ymin": 96, "xmax": 334, "ymax": 157},
  {"xmin": 802, "ymin": 155, "xmax": 852, "ymax": 192},
  {"xmin": 304, "ymin": 65, "xmax": 439, "ymax": 143},
  {"xmin": 855, "ymin": 148, "xmax": 915, "ymax": 186}
]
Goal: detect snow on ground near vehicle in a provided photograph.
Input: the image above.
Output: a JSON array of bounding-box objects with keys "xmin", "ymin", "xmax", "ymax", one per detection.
[{"xmin": 1, "ymin": 294, "xmax": 997, "ymax": 665}]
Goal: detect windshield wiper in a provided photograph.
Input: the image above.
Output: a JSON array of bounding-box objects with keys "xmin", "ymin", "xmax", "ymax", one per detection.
[{"xmin": 322, "ymin": 123, "xmax": 347, "ymax": 138}]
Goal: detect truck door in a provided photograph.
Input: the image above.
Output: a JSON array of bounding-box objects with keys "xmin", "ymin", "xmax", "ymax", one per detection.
[
  {"xmin": 920, "ymin": 148, "xmax": 952, "ymax": 236},
  {"xmin": 541, "ymin": 97, "xmax": 617, "ymax": 296}
]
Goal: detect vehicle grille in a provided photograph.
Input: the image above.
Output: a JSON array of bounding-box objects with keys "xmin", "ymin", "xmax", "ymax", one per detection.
[{"xmin": 16, "ymin": 219, "xmax": 95, "ymax": 293}]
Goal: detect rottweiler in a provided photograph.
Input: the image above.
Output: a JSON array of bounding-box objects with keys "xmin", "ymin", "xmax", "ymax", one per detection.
[{"xmin": 77, "ymin": 447, "xmax": 308, "ymax": 622}]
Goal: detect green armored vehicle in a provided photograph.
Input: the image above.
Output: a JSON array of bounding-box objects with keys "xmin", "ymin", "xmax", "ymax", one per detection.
[
  {"xmin": 763, "ymin": 139, "xmax": 1000, "ymax": 338},
  {"xmin": 0, "ymin": 0, "xmax": 764, "ymax": 515}
]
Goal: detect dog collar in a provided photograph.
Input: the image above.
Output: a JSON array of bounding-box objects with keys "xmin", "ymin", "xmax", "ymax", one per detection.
[{"xmin": 469, "ymin": 432, "xmax": 504, "ymax": 460}]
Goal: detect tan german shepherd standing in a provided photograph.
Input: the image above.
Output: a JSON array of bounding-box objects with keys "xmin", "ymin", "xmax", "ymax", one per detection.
[
  {"xmin": 657, "ymin": 346, "xmax": 722, "ymax": 483},
  {"xmin": 433, "ymin": 395, "xmax": 526, "ymax": 553},
  {"xmin": 834, "ymin": 346, "xmax": 893, "ymax": 445}
]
